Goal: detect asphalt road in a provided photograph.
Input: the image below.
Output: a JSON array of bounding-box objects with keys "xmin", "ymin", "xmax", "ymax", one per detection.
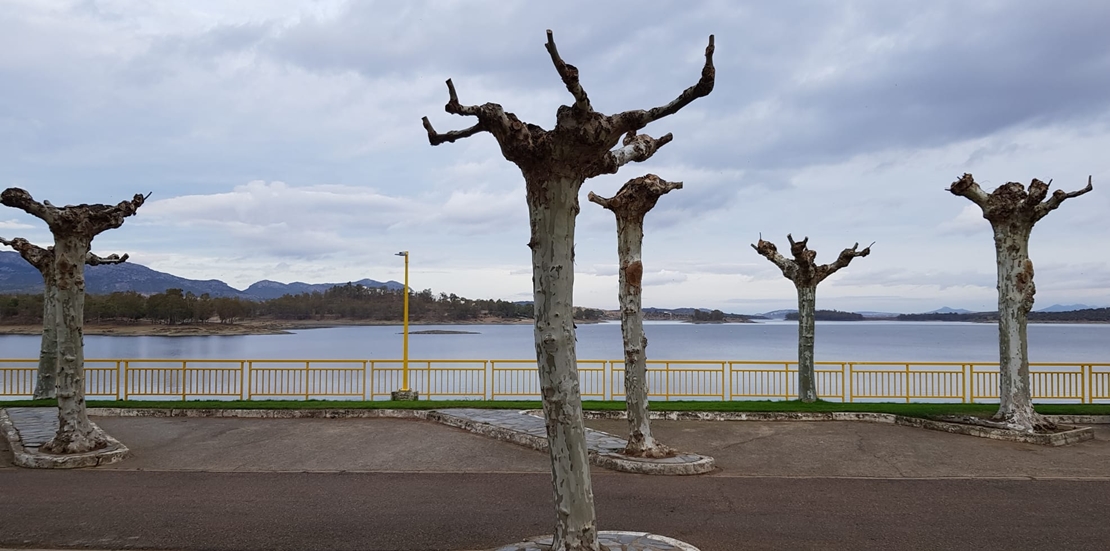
[
  {"xmin": 2, "ymin": 471, "xmax": 1109, "ymax": 551},
  {"xmin": 2, "ymin": 416, "xmax": 1109, "ymax": 551}
]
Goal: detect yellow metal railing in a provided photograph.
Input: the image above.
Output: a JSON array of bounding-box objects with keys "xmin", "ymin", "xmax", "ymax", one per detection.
[{"xmin": 0, "ymin": 359, "xmax": 1108, "ymax": 403}]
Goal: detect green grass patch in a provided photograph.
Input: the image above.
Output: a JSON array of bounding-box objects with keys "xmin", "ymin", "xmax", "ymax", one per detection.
[{"xmin": 3, "ymin": 398, "xmax": 1108, "ymax": 417}]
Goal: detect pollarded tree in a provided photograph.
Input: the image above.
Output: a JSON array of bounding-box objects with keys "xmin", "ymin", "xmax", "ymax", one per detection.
[
  {"xmin": 752, "ymin": 235, "xmax": 870, "ymax": 402},
  {"xmin": 948, "ymin": 173, "xmax": 1093, "ymax": 433},
  {"xmin": 1, "ymin": 189, "xmax": 145, "ymax": 453},
  {"xmin": 422, "ymin": 31, "xmax": 714, "ymax": 550},
  {"xmin": 587, "ymin": 174, "xmax": 681, "ymax": 457},
  {"xmin": 0, "ymin": 236, "xmax": 127, "ymax": 399}
]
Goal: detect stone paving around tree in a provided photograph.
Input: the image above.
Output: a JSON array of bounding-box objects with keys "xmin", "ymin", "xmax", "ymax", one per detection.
[
  {"xmin": 490, "ymin": 530, "xmax": 698, "ymax": 551},
  {"xmin": 1, "ymin": 407, "xmax": 129, "ymax": 468}
]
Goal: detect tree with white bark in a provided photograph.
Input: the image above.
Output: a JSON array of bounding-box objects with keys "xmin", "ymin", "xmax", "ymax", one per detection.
[
  {"xmin": 752, "ymin": 235, "xmax": 871, "ymax": 402},
  {"xmin": 1, "ymin": 188, "xmax": 145, "ymax": 453},
  {"xmin": 587, "ymin": 174, "xmax": 681, "ymax": 458},
  {"xmin": 0, "ymin": 236, "xmax": 127, "ymax": 399},
  {"xmin": 422, "ymin": 30, "xmax": 714, "ymax": 550},
  {"xmin": 948, "ymin": 173, "xmax": 1093, "ymax": 433}
]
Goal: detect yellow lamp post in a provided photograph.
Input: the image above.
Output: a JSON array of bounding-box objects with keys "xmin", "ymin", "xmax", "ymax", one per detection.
[{"xmin": 391, "ymin": 251, "xmax": 418, "ymax": 400}]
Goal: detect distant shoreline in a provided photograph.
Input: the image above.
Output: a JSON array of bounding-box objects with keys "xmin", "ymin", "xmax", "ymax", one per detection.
[{"xmin": 0, "ymin": 317, "xmax": 542, "ymax": 337}]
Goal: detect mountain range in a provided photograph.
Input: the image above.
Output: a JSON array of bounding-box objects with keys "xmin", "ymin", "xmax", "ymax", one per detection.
[{"xmin": 0, "ymin": 251, "xmax": 403, "ymax": 299}]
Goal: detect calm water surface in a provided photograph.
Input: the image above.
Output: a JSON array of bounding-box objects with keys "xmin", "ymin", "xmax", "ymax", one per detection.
[{"xmin": 1, "ymin": 321, "xmax": 1108, "ymax": 362}]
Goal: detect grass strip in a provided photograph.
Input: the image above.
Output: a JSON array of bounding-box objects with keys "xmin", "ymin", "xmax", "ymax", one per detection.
[{"xmin": 3, "ymin": 399, "xmax": 1108, "ymax": 417}]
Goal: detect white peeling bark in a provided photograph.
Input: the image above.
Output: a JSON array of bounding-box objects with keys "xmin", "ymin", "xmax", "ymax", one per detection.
[
  {"xmin": 796, "ymin": 285, "xmax": 817, "ymax": 402},
  {"xmin": 528, "ymin": 176, "xmax": 599, "ymax": 551},
  {"xmin": 992, "ymin": 223, "xmax": 1041, "ymax": 431},
  {"xmin": 948, "ymin": 173, "xmax": 1093, "ymax": 433},
  {"xmin": 1, "ymin": 237, "xmax": 60, "ymax": 399},
  {"xmin": 45, "ymin": 233, "xmax": 108, "ymax": 453},
  {"xmin": 615, "ymin": 217, "xmax": 655, "ymax": 454},
  {"xmin": 36, "ymin": 276, "xmax": 60, "ymax": 399}
]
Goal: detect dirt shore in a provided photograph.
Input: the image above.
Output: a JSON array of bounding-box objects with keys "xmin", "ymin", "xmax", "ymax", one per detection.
[{"xmin": 0, "ymin": 317, "xmax": 544, "ymax": 337}]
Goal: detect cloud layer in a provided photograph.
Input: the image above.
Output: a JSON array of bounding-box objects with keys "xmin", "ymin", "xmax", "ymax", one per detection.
[{"xmin": 1, "ymin": 1, "xmax": 1108, "ymax": 312}]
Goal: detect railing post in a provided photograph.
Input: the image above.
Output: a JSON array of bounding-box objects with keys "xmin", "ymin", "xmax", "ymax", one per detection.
[
  {"xmin": 905, "ymin": 363, "xmax": 911, "ymax": 403},
  {"xmin": 181, "ymin": 360, "xmax": 187, "ymax": 401},
  {"xmin": 603, "ymin": 360, "xmax": 612, "ymax": 401},
  {"xmin": 1084, "ymin": 364, "xmax": 1091, "ymax": 404},
  {"xmin": 724, "ymin": 361, "xmax": 732, "ymax": 401},
  {"xmin": 784, "ymin": 363, "xmax": 790, "ymax": 401},
  {"xmin": 845, "ymin": 363, "xmax": 853, "ymax": 403},
  {"xmin": 304, "ymin": 361, "xmax": 310, "ymax": 401}
]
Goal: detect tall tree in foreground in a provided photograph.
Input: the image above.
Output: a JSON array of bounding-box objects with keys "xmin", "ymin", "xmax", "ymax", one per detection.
[
  {"xmin": 1, "ymin": 189, "xmax": 145, "ymax": 453},
  {"xmin": 948, "ymin": 173, "xmax": 1093, "ymax": 433},
  {"xmin": 587, "ymin": 174, "xmax": 681, "ymax": 457},
  {"xmin": 752, "ymin": 235, "xmax": 870, "ymax": 402},
  {"xmin": 422, "ymin": 30, "xmax": 714, "ymax": 550},
  {"xmin": 0, "ymin": 236, "xmax": 126, "ymax": 399}
]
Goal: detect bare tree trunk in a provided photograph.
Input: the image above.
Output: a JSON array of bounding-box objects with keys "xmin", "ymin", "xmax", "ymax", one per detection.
[
  {"xmin": 753, "ymin": 235, "xmax": 870, "ymax": 403},
  {"xmin": 616, "ymin": 215, "xmax": 654, "ymax": 454},
  {"xmin": 948, "ymin": 174, "xmax": 1092, "ymax": 433},
  {"xmin": 796, "ymin": 285, "xmax": 817, "ymax": 402},
  {"xmin": 45, "ymin": 233, "xmax": 106, "ymax": 453},
  {"xmin": 588, "ymin": 174, "xmax": 681, "ymax": 456},
  {"xmin": 528, "ymin": 175, "xmax": 598, "ymax": 550},
  {"xmin": 994, "ymin": 225, "xmax": 1038, "ymax": 429},
  {"xmin": 36, "ymin": 275, "xmax": 59, "ymax": 399}
]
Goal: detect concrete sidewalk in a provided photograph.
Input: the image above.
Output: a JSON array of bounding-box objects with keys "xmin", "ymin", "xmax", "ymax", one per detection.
[{"xmin": 4, "ymin": 412, "xmax": 1107, "ymax": 478}]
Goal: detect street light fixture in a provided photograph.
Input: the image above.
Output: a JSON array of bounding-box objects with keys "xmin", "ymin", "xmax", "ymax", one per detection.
[{"xmin": 391, "ymin": 251, "xmax": 418, "ymax": 401}]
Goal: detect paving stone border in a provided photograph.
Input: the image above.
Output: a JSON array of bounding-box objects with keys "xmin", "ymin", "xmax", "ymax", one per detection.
[
  {"xmin": 0, "ymin": 408, "xmax": 130, "ymax": 468},
  {"xmin": 579, "ymin": 410, "xmax": 1097, "ymax": 446},
  {"xmin": 489, "ymin": 530, "xmax": 700, "ymax": 551}
]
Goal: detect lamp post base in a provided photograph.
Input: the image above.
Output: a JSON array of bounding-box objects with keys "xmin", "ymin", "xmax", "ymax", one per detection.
[{"xmin": 391, "ymin": 390, "xmax": 420, "ymax": 401}]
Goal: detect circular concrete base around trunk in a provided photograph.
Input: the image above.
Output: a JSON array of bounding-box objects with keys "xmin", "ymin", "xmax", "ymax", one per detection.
[{"xmin": 488, "ymin": 530, "xmax": 700, "ymax": 551}]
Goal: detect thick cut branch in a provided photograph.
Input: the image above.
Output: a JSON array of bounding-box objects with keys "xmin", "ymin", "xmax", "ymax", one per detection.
[
  {"xmin": 588, "ymin": 174, "xmax": 683, "ymax": 215},
  {"xmin": 422, "ymin": 116, "xmax": 484, "ymax": 145},
  {"xmin": 603, "ymin": 132, "xmax": 673, "ymax": 175},
  {"xmin": 1034, "ymin": 175, "xmax": 1093, "ymax": 221},
  {"xmin": 816, "ymin": 242, "xmax": 872, "ymax": 283},
  {"xmin": 947, "ymin": 173, "xmax": 991, "ymax": 209},
  {"xmin": 611, "ymin": 35, "xmax": 715, "ymax": 134},
  {"xmin": 0, "ymin": 236, "xmax": 52, "ymax": 271},
  {"xmin": 751, "ymin": 236, "xmax": 798, "ymax": 280},
  {"xmin": 0, "ymin": 188, "xmax": 56, "ymax": 224},
  {"xmin": 545, "ymin": 30, "xmax": 591, "ymax": 112},
  {"xmin": 86, "ymin": 252, "xmax": 129, "ymax": 266}
]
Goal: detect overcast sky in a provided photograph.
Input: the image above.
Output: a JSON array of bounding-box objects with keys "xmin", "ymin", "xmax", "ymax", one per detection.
[{"xmin": 2, "ymin": 0, "xmax": 1108, "ymax": 314}]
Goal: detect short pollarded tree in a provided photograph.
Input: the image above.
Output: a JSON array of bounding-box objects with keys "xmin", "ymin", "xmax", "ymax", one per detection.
[
  {"xmin": 752, "ymin": 235, "xmax": 870, "ymax": 402},
  {"xmin": 587, "ymin": 174, "xmax": 681, "ymax": 458},
  {"xmin": 422, "ymin": 31, "xmax": 714, "ymax": 550},
  {"xmin": 0, "ymin": 236, "xmax": 126, "ymax": 399},
  {"xmin": 1, "ymin": 189, "xmax": 145, "ymax": 453},
  {"xmin": 948, "ymin": 173, "xmax": 1093, "ymax": 433}
]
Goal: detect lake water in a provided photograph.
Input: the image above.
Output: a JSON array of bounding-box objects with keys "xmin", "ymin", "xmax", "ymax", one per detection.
[{"xmin": 1, "ymin": 320, "xmax": 1107, "ymax": 363}]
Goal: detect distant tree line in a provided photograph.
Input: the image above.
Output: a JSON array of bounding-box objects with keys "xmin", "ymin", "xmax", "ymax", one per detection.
[
  {"xmin": 0, "ymin": 283, "xmax": 545, "ymax": 325},
  {"xmin": 785, "ymin": 309, "xmax": 865, "ymax": 321},
  {"xmin": 897, "ymin": 308, "xmax": 1110, "ymax": 323},
  {"xmin": 690, "ymin": 308, "xmax": 726, "ymax": 322}
]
